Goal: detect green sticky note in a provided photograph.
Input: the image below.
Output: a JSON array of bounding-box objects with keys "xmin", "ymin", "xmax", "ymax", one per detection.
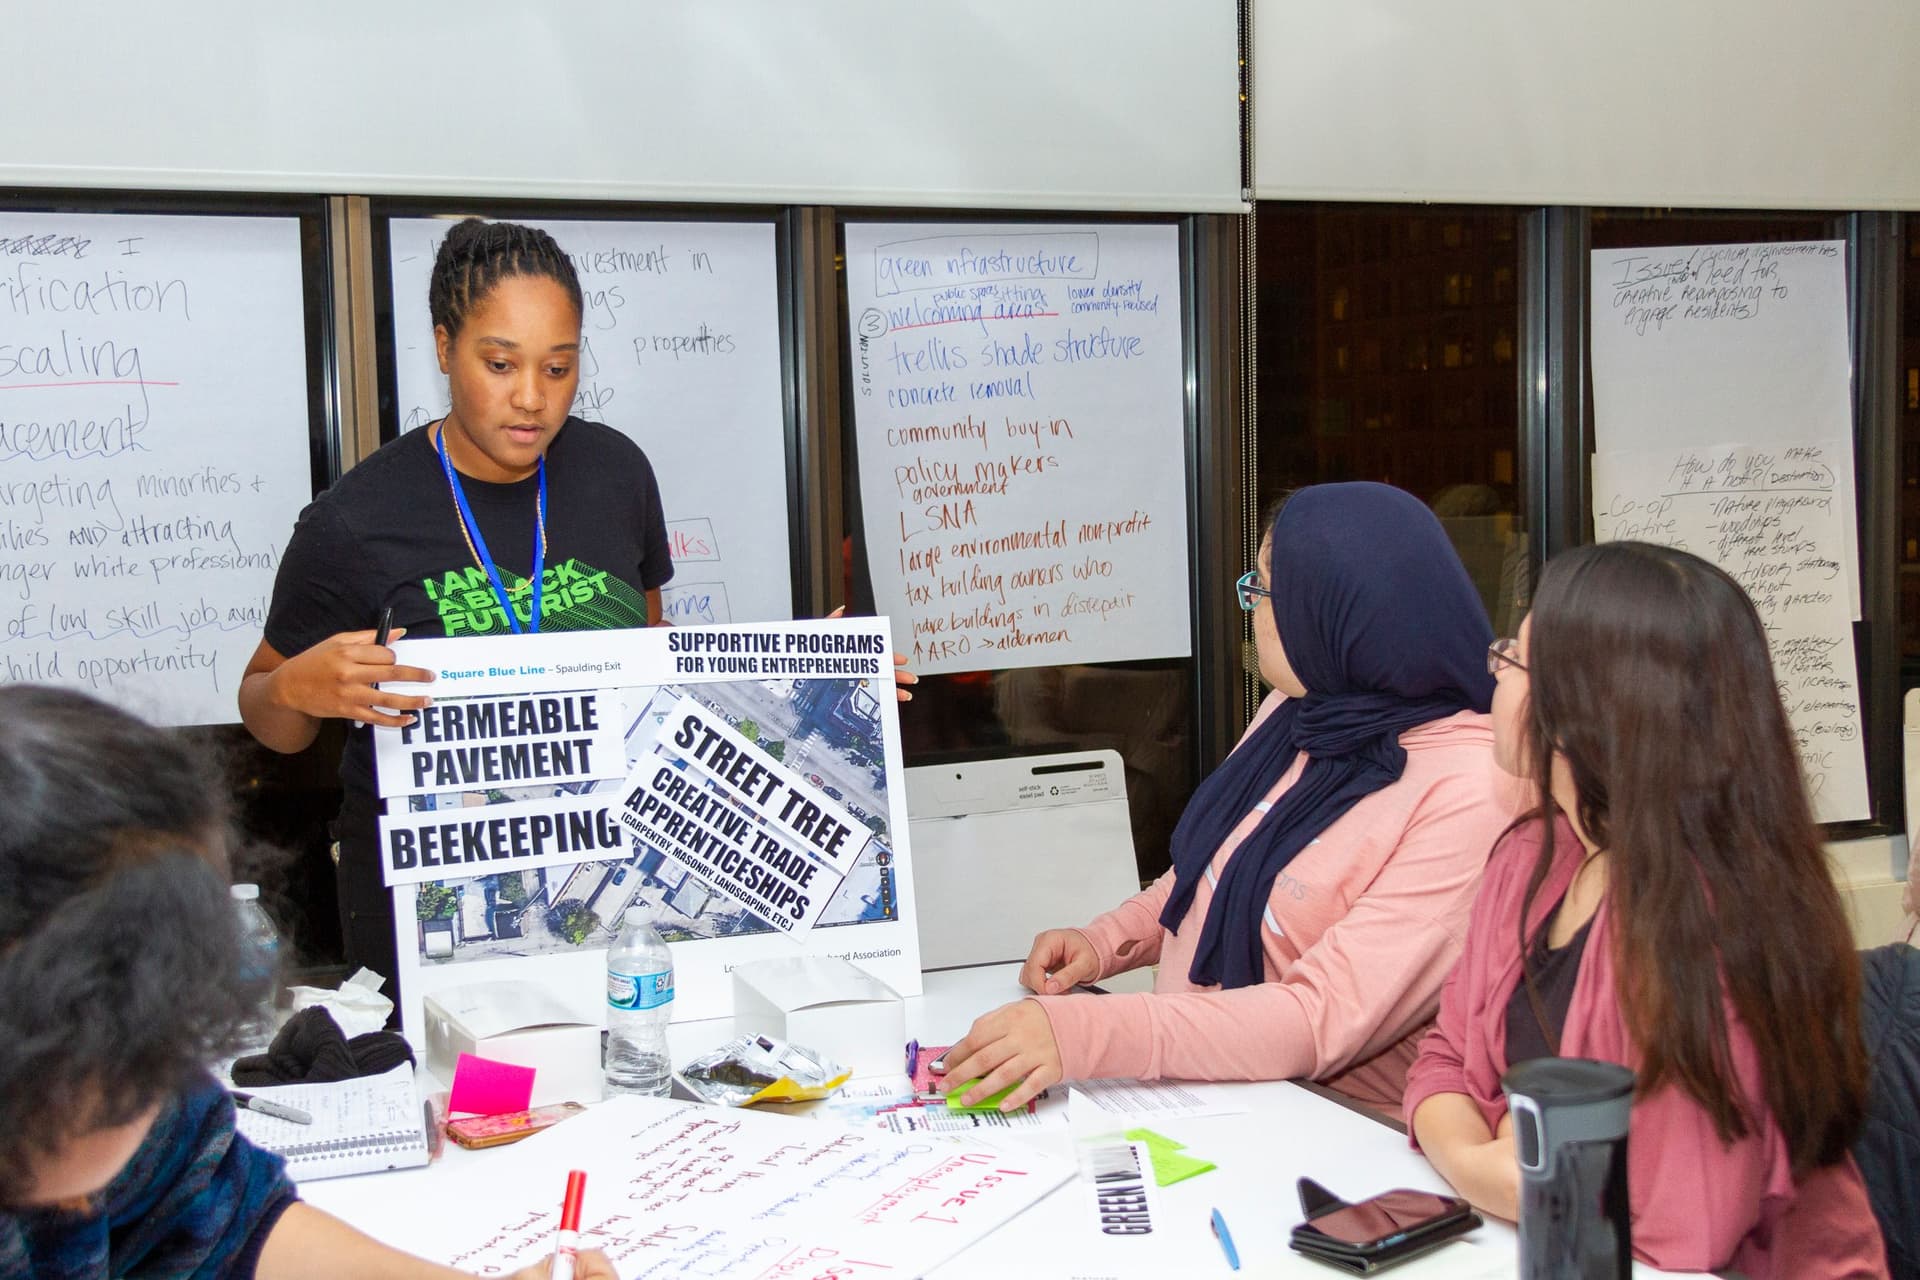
[
  {"xmin": 945, "ymin": 1079, "xmax": 1019, "ymax": 1112},
  {"xmin": 1123, "ymin": 1127, "xmax": 1215, "ymax": 1186},
  {"xmin": 1123, "ymin": 1127, "xmax": 1184, "ymax": 1151}
]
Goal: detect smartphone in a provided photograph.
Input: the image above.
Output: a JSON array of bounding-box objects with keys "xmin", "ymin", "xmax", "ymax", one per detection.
[
  {"xmin": 446, "ymin": 1101, "xmax": 587, "ymax": 1150},
  {"xmin": 1290, "ymin": 1188, "xmax": 1480, "ymax": 1274}
]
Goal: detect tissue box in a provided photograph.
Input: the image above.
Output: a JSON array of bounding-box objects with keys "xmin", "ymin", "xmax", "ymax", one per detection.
[
  {"xmin": 423, "ymin": 981, "xmax": 604, "ymax": 1106},
  {"xmin": 732, "ymin": 956, "xmax": 904, "ymax": 1078}
]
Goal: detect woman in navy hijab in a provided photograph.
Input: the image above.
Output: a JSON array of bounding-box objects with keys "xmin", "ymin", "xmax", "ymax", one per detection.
[{"xmin": 942, "ymin": 483, "xmax": 1519, "ymax": 1112}]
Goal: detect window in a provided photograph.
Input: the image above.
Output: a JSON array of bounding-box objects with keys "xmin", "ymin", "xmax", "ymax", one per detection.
[{"xmin": 1254, "ymin": 204, "xmax": 1529, "ymax": 636}]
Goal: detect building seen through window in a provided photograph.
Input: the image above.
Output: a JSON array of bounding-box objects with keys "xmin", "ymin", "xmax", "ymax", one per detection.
[{"xmin": 1254, "ymin": 205, "xmax": 1528, "ymax": 638}]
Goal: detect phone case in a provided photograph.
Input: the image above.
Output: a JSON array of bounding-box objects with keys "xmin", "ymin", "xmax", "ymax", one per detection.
[
  {"xmin": 445, "ymin": 1101, "xmax": 587, "ymax": 1149},
  {"xmin": 1288, "ymin": 1180, "xmax": 1482, "ymax": 1275}
]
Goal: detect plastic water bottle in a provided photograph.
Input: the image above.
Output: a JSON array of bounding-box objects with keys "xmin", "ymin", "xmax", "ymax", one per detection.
[
  {"xmin": 605, "ymin": 910, "xmax": 674, "ymax": 1096},
  {"xmin": 231, "ymin": 883, "xmax": 283, "ymax": 1050}
]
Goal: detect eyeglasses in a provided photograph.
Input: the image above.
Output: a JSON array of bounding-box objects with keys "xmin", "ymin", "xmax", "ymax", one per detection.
[
  {"xmin": 1487, "ymin": 636, "xmax": 1527, "ymax": 675},
  {"xmin": 1235, "ymin": 570, "xmax": 1273, "ymax": 612}
]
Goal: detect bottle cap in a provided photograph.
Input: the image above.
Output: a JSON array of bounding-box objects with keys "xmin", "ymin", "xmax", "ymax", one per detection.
[{"xmin": 230, "ymin": 883, "xmax": 261, "ymax": 901}]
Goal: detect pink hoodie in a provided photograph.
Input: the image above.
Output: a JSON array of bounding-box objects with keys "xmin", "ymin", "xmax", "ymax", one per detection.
[
  {"xmin": 1405, "ymin": 817, "xmax": 1887, "ymax": 1278},
  {"xmin": 1035, "ymin": 692, "xmax": 1521, "ymax": 1107}
]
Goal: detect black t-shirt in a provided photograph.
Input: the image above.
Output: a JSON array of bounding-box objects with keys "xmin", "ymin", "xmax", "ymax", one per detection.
[
  {"xmin": 1504, "ymin": 891, "xmax": 1596, "ymax": 1067},
  {"xmin": 264, "ymin": 416, "xmax": 673, "ymax": 799}
]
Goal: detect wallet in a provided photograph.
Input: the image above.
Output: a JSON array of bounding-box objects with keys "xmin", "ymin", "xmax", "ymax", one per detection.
[{"xmin": 1288, "ymin": 1177, "xmax": 1482, "ymax": 1275}]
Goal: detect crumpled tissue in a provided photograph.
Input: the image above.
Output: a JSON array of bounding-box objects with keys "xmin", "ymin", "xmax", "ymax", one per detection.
[{"xmin": 286, "ymin": 967, "xmax": 393, "ymax": 1038}]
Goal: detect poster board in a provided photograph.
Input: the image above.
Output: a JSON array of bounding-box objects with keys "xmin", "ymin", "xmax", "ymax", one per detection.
[
  {"xmin": 300, "ymin": 1094, "xmax": 1074, "ymax": 1277},
  {"xmin": 385, "ymin": 217, "xmax": 792, "ymax": 625},
  {"xmin": 844, "ymin": 221, "xmax": 1193, "ymax": 675},
  {"xmin": 0, "ymin": 210, "xmax": 314, "ymax": 725},
  {"xmin": 372, "ymin": 619, "xmax": 918, "ymax": 1042},
  {"xmin": 1589, "ymin": 240, "xmax": 1868, "ymax": 822}
]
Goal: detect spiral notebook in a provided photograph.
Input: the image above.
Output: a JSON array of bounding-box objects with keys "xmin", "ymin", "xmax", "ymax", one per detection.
[{"xmin": 232, "ymin": 1063, "xmax": 432, "ymax": 1181}]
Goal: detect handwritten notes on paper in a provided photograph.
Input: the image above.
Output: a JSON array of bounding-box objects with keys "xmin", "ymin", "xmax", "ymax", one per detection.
[
  {"xmin": 1590, "ymin": 239, "xmax": 1866, "ymax": 821},
  {"xmin": 387, "ymin": 219, "xmax": 791, "ymax": 626},
  {"xmin": 1591, "ymin": 240, "xmax": 1859, "ymax": 611},
  {"xmin": 300, "ymin": 1095, "xmax": 1073, "ymax": 1277},
  {"xmin": 1593, "ymin": 442, "xmax": 1867, "ymax": 822},
  {"xmin": 0, "ymin": 212, "xmax": 313, "ymax": 725},
  {"xmin": 845, "ymin": 223, "xmax": 1192, "ymax": 675}
]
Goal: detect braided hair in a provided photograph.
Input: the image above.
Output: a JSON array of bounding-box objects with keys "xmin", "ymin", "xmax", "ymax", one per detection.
[{"xmin": 427, "ymin": 217, "xmax": 584, "ymax": 339}]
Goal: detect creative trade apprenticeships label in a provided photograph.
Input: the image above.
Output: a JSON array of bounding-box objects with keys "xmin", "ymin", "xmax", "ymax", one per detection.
[{"xmin": 615, "ymin": 694, "xmax": 873, "ymax": 937}]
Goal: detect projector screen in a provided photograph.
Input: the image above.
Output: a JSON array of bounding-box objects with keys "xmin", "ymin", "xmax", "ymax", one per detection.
[
  {"xmin": 1253, "ymin": 0, "xmax": 1920, "ymax": 210},
  {"xmin": 4, "ymin": 2, "xmax": 1243, "ymax": 214}
]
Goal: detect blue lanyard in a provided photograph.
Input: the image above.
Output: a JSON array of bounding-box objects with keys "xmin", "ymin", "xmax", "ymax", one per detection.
[{"xmin": 435, "ymin": 425, "xmax": 546, "ymax": 635}]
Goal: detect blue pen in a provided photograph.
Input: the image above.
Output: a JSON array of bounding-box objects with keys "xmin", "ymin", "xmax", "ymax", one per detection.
[
  {"xmin": 905, "ymin": 1038, "xmax": 919, "ymax": 1075},
  {"xmin": 1210, "ymin": 1207, "xmax": 1240, "ymax": 1271}
]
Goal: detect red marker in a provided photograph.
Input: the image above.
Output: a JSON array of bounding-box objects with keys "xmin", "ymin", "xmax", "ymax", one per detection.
[{"xmin": 551, "ymin": 1169, "xmax": 587, "ymax": 1280}]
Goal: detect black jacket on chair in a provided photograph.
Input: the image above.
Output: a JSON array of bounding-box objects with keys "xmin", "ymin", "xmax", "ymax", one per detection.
[{"xmin": 1856, "ymin": 942, "xmax": 1920, "ymax": 1280}]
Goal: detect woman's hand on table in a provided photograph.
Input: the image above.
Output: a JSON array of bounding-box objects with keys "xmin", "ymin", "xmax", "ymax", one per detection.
[
  {"xmin": 1019, "ymin": 929, "xmax": 1100, "ymax": 995},
  {"xmin": 1412, "ymin": 1096, "xmax": 1519, "ymax": 1224},
  {"xmin": 1451, "ymin": 1116, "xmax": 1519, "ymax": 1223},
  {"xmin": 940, "ymin": 999, "xmax": 1063, "ymax": 1111}
]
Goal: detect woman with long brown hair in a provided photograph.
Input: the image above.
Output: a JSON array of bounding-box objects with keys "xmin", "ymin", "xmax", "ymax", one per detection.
[{"xmin": 1406, "ymin": 542, "xmax": 1886, "ymax": 1276}]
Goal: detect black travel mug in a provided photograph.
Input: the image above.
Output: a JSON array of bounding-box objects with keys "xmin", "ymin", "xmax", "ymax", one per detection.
[{"xmin": 1501, "ymin": 1057, "xmax": 1635, "ymax": 1280}]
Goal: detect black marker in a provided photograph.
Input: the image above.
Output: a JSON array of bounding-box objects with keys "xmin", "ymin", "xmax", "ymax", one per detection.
[
  {"xmin": 354, "ymin": 607, "xmax": 398, "ymax": 732},
  {"xmin": 230, "ymin": 1091, "xmax": 312, "ymax": 1125}
]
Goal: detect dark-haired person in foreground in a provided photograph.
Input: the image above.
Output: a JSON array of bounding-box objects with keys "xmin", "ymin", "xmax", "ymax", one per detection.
[
  {"xmin": 0, "ymin": 685, "xmax": 617, "ymax": 1279},
  {"xmin": 1407, "ymin": 543, "xmax": 1887, "ymax": 1276}
]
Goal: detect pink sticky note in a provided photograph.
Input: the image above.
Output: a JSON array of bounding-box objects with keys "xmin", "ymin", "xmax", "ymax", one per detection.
[{"xmin": 448, "ymin": 1053, "xmax": 536, "ymax": 1117}]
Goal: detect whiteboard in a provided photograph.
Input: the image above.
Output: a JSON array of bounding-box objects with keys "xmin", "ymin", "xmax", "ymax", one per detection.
[
  {"xmin": 0, "ymin": 211, "xmax": 313, "ymax": 726},
  {"xmin": 845, "ymin": 222, "xmax": 1193, "ymax": 675},
  {"xmin": 1252, "ymin": 0, "xmax": 1920, "ymax": 209},
  {"xmin": 0, "ymin": 3, "xmax": 1242, "ymax": 214},
  {"xmin": 386, "ymin": 218, "xmax": 792, "ymax": 625}
]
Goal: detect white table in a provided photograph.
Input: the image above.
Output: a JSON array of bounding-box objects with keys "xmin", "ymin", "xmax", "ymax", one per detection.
[
  {"xmin": 309, "ymin": 963, "xmax": 1680, "ymax": 1279},
  {"xmin": 836, "ymin": 965, "xmax": 1520, "ymax": 1279}
]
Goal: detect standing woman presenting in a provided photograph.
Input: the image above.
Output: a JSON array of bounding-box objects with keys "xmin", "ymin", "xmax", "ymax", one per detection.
[{"xmin": 239, "ymin": 219, "xmax": 674, "ymax": 986}]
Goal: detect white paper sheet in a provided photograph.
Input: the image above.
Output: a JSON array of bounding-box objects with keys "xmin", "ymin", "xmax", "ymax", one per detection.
[
  {"xmin": 301, "ymin": 1094, "xmax": 1073, "ymax": 1277},
  {"xmin": 1591, "ymin": 440, "xmax": 1869, "ymax": 821},
  {"xmin": 1589, "ymin": 239, "xmax": 1859, "ymax": 615},
  {"xmin": 1070, "ymin": 1079, "xmax": 1249, "ymax": 1123},
  {"xmin": 0, "ymin": 211, "xmax": 313, "ymax": 725},
  {"xmin": 844, "ymin": 222, "xmax": 1193, "ymax": 674}
]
